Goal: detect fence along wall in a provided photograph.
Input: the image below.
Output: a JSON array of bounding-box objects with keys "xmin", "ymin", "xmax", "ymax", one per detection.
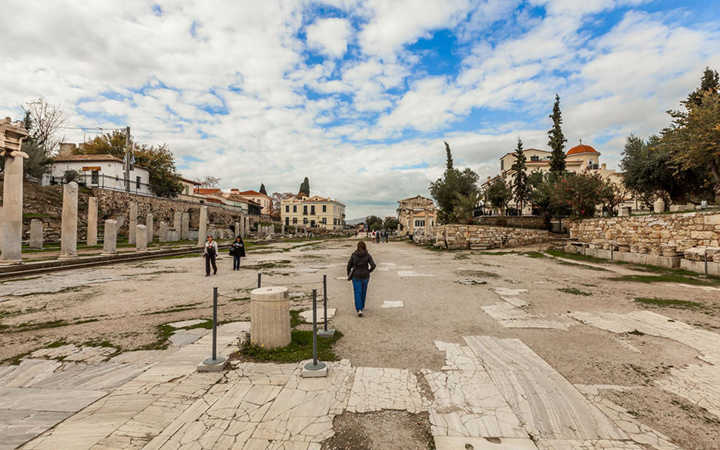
[{"xmin": 418, "ymin": 224, "xmax": 553, "ymax": 250}]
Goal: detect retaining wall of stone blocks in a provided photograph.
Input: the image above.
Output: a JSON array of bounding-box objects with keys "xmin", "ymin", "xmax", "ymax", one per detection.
[{"xmin": 416, "ymin": 224, "xmax": 553, "ymax": 250}]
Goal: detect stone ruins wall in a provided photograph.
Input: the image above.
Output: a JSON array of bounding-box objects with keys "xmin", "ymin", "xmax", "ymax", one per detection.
[
  {"xmin": 565, "ymin": 211, "xmax": 720, "ymax": 275},
  {"xmin": 92, "ymin": 189, "xmax": 246, "ymax": 238},
  {"xmin": 417, "ymin": 224, "xmax": 553, "ymax": 250},
  {"xmin": 474, "ymin": 216, "xmax": 547, "ymax": 230},
  {"xmin": 568, "ymin": 211, "xmax": 720, "ymax": 251}
]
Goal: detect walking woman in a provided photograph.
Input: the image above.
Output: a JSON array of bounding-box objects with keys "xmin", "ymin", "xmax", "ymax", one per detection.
[
  {"xmin": 203, "ymin": 235, "xmax": 218, "ymax": 276},
  {"xmin": 346, "ymin": 241, "xmax": 376, "ymax": 317},
  {"xmin": 230, "ymin": 236, "xmax": 246, "ymax": 270}
]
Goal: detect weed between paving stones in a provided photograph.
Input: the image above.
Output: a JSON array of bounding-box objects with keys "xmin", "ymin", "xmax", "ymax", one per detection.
[
  {"xmin": 634, "ymin": 297, "xmax": 704, "ymax": 309},
  {"xmin": 558, "ymin": 287, "xmax": 593, "ymax": 296}
]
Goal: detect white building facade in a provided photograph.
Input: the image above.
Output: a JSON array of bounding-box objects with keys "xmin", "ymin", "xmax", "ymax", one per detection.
[{"xmin": 48, "ymin": 154, "xmax": 152, "ymax": 195}]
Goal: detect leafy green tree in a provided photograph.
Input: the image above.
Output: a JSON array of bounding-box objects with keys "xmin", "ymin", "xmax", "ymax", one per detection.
[
  {"xmin": 548, "ymin": 94, "xmax": 567, "ymax": 175},
  {"xmin": 483, "ymin": 177, "xmax": 511, "ymax": 213},
  {"xmin": 383, "ymin": 216, "xmax": 400, "ymax": 231},
  {"xmin": 453, "ymin": 191, "xmax": 480, "ymax": 224},
  {"xmin": 77, "ymin": 131, "xmax": 183, "ymax": 197},
  {"xmin": 528, "ymin": 171, "xmax": 555, "ymax": 228},
  {"xmin": 19, "ymin": 112, "xmax": 53, "ymax": 178},
  {"xmin": 298, "ymin": 177, "xmax": 310, "ymax": 197},
  {"xmin": 510, "ymin": 138, "xmax": 529, "ymax": 213},
  {"xmin": 365, "ymin": 215, "xmax": 383, "ymax": 231},
  {"xmin": 687, "ymin": 67, "xmax": 719, "ymax": 107},
  {"xmin": 429, "ymin": 142, "xmax": 479, "ymax": 223},
  {"xmin": 259, "ymin": 183, "xmax": 267, "ymax": 195},
  {"xmin": 554, "ymin": 173, "xmax": 604, "ymax": 218},
  {"xmin": 598, "ymin": 177, "xmax": 626, "ymax": 216}
]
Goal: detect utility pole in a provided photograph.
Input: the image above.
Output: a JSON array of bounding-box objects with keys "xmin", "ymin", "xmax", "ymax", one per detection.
[{"xmin": 124, "ymin": 126, "xmax": 130, "ymax": 192}]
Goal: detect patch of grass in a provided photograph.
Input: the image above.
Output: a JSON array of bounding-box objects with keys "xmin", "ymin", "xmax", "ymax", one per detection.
[
  {"xmin": 553, "ymin": 259, "xmax": 610, "ymax": 272},
  {"xmin": 142, "ymin": 303, "xmax": 204, "ymax": 315},
  {"xmin": 237, "ymin": 329, "xmax": 343, "ymax": 363},
  {"xmin": 607, "ymin": 273, "xmax": 720, "ymax": 286},
  {"xmin": 158, "ymin": 253, "xmax": 200, "ymax": 260},
  {"xmin": 135, "ymin": 324, "xmax": 176, "ymax": 350},
  {"xmin": 229, "ymin": 296, "xmax": 250, "ymax": 302},
  {"xmin": 558, "ymin": 287, "xmax": 593, "ymax": 296},
  {"xmin": 472, "ymin": 250, "xmax": 518, "ymax": 256},
  {"xmin": 521, "ymin": 251, "xmax": 547, "ymax": 258},
  {"xmin": 546, "ymin": 249, "xmax": 608, "ymax": 264},
  {"xmin": 23, "ymin": 212, "xmax": 52, "ymax": 219},
  {"xmin": 46, "ymin": 339, "xmax": 68, "ymax": 348},
  {"xmin": 0, "ymin": 275, "xmax": 42, "ymax": 283},
  {"xmin": 453, "ymin": 253, "xmax": 471, "ymax": 260},
  {"xmin": 9, "ymin": 319, "xmax": 69, "ymax": 332},
  {"xmin": 634, "ymin": 297, "xmax": 704, "ymax": 309},
  {"xmin": 1, "ymin": 349, "xmax": 34, "ymax": 365},
  {"xmin": 290, "ymin": 310, "xmax": 302, "ymax": 328},
  {"xmin": 240, "ymin": 260, "xmax": 292, "ymax": 270}
]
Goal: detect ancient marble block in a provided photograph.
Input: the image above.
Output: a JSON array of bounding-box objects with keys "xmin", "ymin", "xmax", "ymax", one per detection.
[
  {"xmin": 59, "ymin": 182, "xmax": 78, "ymax": 259},
  {"xmin": 0, "ymin": 155, "xmax": 24, "ymax": 261},
  {"xmin": 197, "ymin": 206, "xmax": 208, "ymax": 246},
  {"xmin": 102, "ymin": 220, "xmax": 118, "ymax": 255},
  {"xmin": 29, "ymin": 219, "xmax": 43, "ymax": 249},
  {"xmin": 146, "ymin": 213, "xmax": 154, "ymax": 243},
  {"xmin": 128, "ymin": 202, "xmax": 137, "ymax": 245},
  {"xmin": 87, "ymin": 197, "xmax": 98, "ymax": 246},
  {"xmin": 250, "ymin": 287, "xmax": 291, "ymax": 348},
  {"xmin": 136, "ymin": 225, "xmax": 147, "ymax": 252}
]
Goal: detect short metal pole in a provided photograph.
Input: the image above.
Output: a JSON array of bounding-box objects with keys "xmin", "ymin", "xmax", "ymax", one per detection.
[
  {"xmin": 323, "ymin": 275, "xmax": 328, "ymax": 332},
  {"xmin": 312, "ymin": 289, "xmax": 318, "ymax": 366},
  {"xmin": 212, "ymin": 287, "xmax": 218, "ymax": 361},
  {"xmin": 257, "ymin": 272, "xmax": 262, "ymax": 288}
]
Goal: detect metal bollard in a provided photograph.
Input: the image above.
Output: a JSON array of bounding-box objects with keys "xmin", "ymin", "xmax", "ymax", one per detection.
[
  {"xmin": 318, "ymin": 274, "xmax": 335, "ymax": 338},
  {"xmin": 257, "ymin": 272, "xmax": 262, "ymax": 288},
  {"xmin": 201, "ymin": 287, "xmax": 226, "ymax": 370},
  {"xmin": 302, "ymin": 289, "xmax": 326, "ymax": 376}
]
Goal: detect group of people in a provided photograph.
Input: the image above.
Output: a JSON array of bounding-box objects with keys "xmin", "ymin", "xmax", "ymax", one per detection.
[
  {"xmin": 373, "ymin": 230, "xmax": 390, "ymax": 243},
  {"xmin": 202, "ymin": 235, "xmax": 246, "ymax": 276},
  {"xmin": 202, "ymin": 233, "xmax": 378, "ymax": 320}
]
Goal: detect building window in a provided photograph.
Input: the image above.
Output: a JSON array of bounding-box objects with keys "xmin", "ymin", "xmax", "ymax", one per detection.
[
  {"xmin": 303, "ymin": 205, "xmax": 308, "ymax": 215},
  {"xmin": 293, "ymin": 218, "xmax": 298, "ymax": 224},
  {"xmin": 285, "ymin": 205, "xmax": 289, "ymax": 213},
  {"xmin": 303, "ymin": 218, "xmax": 308, "ymax": 225},
  {"xmin": 415, "ymin": 220, "xmax": 425, "ymax": 227},
  {"xmin": 310, "ymin": 205, "xmax": 315, "ymax": 215},
  {"xmin": 293, "ymin": 205, "xmax": 297, "ymax": 213},
  {"xmin": 321, "ymin": 217, "xmax": 327, "ymax": 224},
  {"xmin": 310, "ymin": 220, "xmax": 316, "ymax": 227},
  {"xmin": 500, "ymin": 160, "xmax": 504, "ymax": 170},
  {"xmin": 136, "ymin": 176, "xmax": 141, "ymax": 189},
  {"xmin": 322, "ymin": 205, "xmax": 327, "ymax": 213},
  {"xmin": 91, "ymin": 170, "xmax": 99, "ymax": 184},
  {"xmin": 531, "ymin": 155, "xmax": 539, "ymax": 161}
]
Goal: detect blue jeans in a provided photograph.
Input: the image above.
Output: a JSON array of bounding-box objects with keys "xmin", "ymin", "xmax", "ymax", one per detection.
[{"xmin": 352, "ymin": 278, "xmax": 369, "ymax": 312}]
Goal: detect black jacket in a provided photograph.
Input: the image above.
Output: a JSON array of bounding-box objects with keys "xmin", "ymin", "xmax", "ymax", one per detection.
[
  {"xmin": 230, "ymin": 241, "xmax": 246, "ymax": 257},
  {"xmin": 347, "ymin": 250, "xmax": 376, "ymax": 280}
]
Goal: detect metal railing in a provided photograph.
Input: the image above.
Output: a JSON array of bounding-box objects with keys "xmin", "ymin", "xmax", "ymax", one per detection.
[{"xmin": 47, "ymin": 173, "xmax": 155, "ymax": 197}]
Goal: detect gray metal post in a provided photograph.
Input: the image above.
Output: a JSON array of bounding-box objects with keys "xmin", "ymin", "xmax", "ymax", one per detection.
[
  {"xmin": 257, "ymin": 272, "xmax": 262, "ymax": 288},
  {"xmin": 212, "ymin": 287, "xmax": 218, "ymax": 361},
  {"xmin": 318, "ymin": 274, "xmax": 335, "ymax": 338},
  {"xmin": 312, "ymin": 289, "xmax": 318, "ymax": 366}
]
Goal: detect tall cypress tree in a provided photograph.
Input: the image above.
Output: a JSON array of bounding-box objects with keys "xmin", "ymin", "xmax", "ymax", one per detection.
[
  {"xmin": 687, "ymin": 67, "xmax": 719, "ymax": 107},
  {"xmin": 444, "ymin": 141, "xmax": 453, "ymax": 169},
  {"xmin": 298, "ymin": 177, "xmax": 310, "ymax": 197},
  {"xmin": 548, "ymin": 94, "xmax": 567, "ymax": 175},
  {"xmin": 510, "ymin": 138, "xmax": 528, "ymax": 213},
  {"xmin": 259, "ymin": 183, "xmax": 267, "ymax": 195}
]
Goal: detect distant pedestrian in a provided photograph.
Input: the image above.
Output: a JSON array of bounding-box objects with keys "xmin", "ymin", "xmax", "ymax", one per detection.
[
  {"xmin": 230, "ymin": 236, "xmax": 246, "ymax": 270},
  {"xmin": 347, "ymin": 241, "xmax": 376, "ymax": 317},
  {"xmin": 384, "ymin": 230, "xmax": 389, "ymax": 243},
  {"xmin": 203, "ymin": 235, "xmax": 218, "ymax": 276},
  {"xmin": 375, "ymin": 231, "xmax": 380, "ymax": 244}
]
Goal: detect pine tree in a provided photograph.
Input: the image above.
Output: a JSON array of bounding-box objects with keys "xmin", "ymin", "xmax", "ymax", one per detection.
[
  {"xmin": 298, "ymin": 177, "xmax": 310, "ymax": 197},
  {"xmin": 548, "ymin": 94, "xmax": 567, "ymax": 175},
  {"xmin": 510, "ymin": 138, "xmax": 529, "ymax": 213},
  {"xmin": 687, "ymin": 67, "xmax": 720, "ymax": 107},
  {"xmin": 444, "ymin": 141, "xmax": 453, "ymax": 169},
  {"xmin": 259, "ymin": 183, "xmax": 267, "ymax": 195}
]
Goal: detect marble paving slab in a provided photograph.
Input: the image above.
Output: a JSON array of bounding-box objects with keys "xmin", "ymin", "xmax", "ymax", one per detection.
[
  {"xmin": 482, "ymin": 303, "xmax": 570, "ymax": 330},
  {"xmin": 397, "ymin": 270, "xmax": 433, "ymax": 277},
  {"xmin": 434, "ymin": 436, "xmax": 538, "ymax": 449},
  {"xmin": 465, "ymin": 336, "xmax": 627, "ymax": 441},
  {"xmin": 299, "ymin": 308, "xmax": 336, "ymax": 323},
  {"xmin": 167, "ymin": 319, "xmax": 207, "ymax": 329},
  {"xmin": 381, "ymin": 301, "xmax": 404, "ymax": 308},
  {"xmin": 0, "ymin": 387, "xmax": 106, "ymax": 413},
  {"xmin": 347, "ymin": 367, "xmax": 426, "ymax": 413},
  {"xmin": 536, "ymin": 440, "xmax": 643, "ymax": 449},
  {"xmin": 0, "ymin": 410, "xmax": 71, "ymax": 450}
]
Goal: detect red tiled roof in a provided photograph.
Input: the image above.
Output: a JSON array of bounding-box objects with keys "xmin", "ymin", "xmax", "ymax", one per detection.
[
  {"xmin": 194, "ymin": 188, "xmax": 222, "ymax": 195},
  {"xmin": 235, "ymin": 190, "xmax": 270, "ymax": 197},
  {"xmin": 567, "ymin": 144, "xmax": 598, "ymax": 155},
  {"xmin": 53, "ymin": 154, "xmax": 123, "ymax": 163}
]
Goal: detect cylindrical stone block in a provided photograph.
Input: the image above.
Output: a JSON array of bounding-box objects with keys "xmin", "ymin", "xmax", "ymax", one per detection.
[
  {"xmin": 250, "ymin": 287, "xmax": 291, "ymax": 349},
  {"xmin": 173, "ymin": 211, "xmax": 182, "ymax": 241},
  {"xmin": 159, "ymin": 221, "xmax": 168, "ymax": 242},
  {"xmin": 197, "ymin": 206, "xmax": 208, "ymax": 246},
  {"xmin": 181, "ymin": 212, "xmax": 190, "ymax": 240},
  {"xmin": 59, "ymin": 182, "xmax": 78, "ymax": 259},
  {"xmin": 29, "ymin": 219, "xmax": 43, "ymax": 249},
  {"xmin": 136, "ymin": 224, "xmax": 147, "ymax": 251},
  {"xmin": 103, "ymin": 219, "xmax": 118, "ymax": 255},
  {"xmin": 146, "ymin": 213, "xmax": 154, "ymax": 244},
  {"xmin": 0, "ymin": 155, "xmax": 24, "ymax": 261},
  {"xmin": 87, "ymin": 197, "xmax": 98, "ymax": 246},
  {"xmin": 128, "ymin": 202, "xmax": 137, "ymax": 244}
]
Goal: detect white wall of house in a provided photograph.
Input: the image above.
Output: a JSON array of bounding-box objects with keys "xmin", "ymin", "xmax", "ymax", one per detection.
[{"xmin": 49, "ymin": 161, "xmax": 152, "ymax": 195}]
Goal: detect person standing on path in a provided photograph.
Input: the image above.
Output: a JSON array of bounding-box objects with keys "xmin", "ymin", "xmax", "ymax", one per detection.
[
  {"xmin": 230, "ymin": 236, "xmax": 245, "ymax": 270},
  {"xmin": 347, "ymin": 241, "xmax": 376, "ymax": 317},
  {"xmin": 203, "ymin": 235, "xmax": 218, "ymax": 276}
]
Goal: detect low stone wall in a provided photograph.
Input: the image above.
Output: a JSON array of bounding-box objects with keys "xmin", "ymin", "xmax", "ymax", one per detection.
[
  {"xmin": 568, "ymin": 211, "xmax": 720, "ymax": 252},
  {"xmin": 474, "ymin": 215, "xmax": 547, "ymax": 230},
  {"xmin": 417, "ymin": 224, "xmax": 553, "ymax": 250}
]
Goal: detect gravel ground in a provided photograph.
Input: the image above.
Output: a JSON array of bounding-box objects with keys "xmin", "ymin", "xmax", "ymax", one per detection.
[{"xmin": 2, "ymin": 237, "xmax": 719, "ymax": 448}]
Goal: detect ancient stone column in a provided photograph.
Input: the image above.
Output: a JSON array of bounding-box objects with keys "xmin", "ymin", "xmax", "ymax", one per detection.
[
  {"xmin": 128, "ymin": 202, "xmax": 138, "ymax": 245},
  {"xmin": 59, "ymin": 182, "xmax": 78, "ymax": 259},
  {"xmin": 87, "ymin": 197, "xmax": 98, "ymax": 246},
  {"xmin": 159, "ymin": 221, "xmax": 169, "ymax": 242},
  {"xmin": 234, "ymin": 222, "xmax": 240, "ymax": 238},
  {"xmin": 136, "ymin": 224, "xmax": 147, "ymax": 251},
  {"xmin": 146, "ymin": 213, "xmax": 154, "ymax": 244},
  {"xmin": 102, "ymin": 219, "xmax": 117, "ymax": 255},
  {"xmin": 29, "ymin": 219, "xmax": 43, "ymax": 249},
  {"xmin": 181, "ymin": 212, "xmax": 190, "ymax": 240},
  {"xmin": 653, "ymin": 198, "xmax": 665, "ymax": 214},
  {"xmin": 281, "ymin": 223, "xmax": 285, "ymax": 235},
  {"xmin": 250, "ymin": 287, "xmax": 291, "ymax": 348},
  {"xmin": 173, "ymin": 211, "xmax": 182, "ymax": 241},
  {"xmin": 244, "ymin": 216, "xmax": 249, "ymax": 238},
  {"xmin": 197, "ymin": 206, "xmax": 208, "ymax": 246},
  {"xmin": 0, "ymin": 155, "xmax": 24, "ymax": 261}
]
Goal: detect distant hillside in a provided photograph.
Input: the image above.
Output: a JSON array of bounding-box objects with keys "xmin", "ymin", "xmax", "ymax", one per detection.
[{"xmin": 345, "ymin": 217, "xmax": 366, "ymax": 226}]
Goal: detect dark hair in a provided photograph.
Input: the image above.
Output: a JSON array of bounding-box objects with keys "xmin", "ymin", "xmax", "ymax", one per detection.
[{"xmin": 357, "ymin": 241, "xmax": 367, "ymax": 253}]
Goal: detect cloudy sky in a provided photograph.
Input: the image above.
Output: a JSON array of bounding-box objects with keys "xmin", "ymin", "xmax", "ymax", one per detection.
[{"xmin": 1, "ymin": 0, "xmax": 718, "ymax": 218}]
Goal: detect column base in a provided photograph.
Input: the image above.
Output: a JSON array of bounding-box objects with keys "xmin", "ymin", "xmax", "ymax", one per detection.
[
  {"xmin": 301, "ymin": 361, "xmax": 328, "ymax": 378},
  {"xmin": 198, "ymin": 357, "xmax": 227, "ymax": 372},
  {"xmin": 57, "ymin": 254, "xmax": 77, "ymax": 260}
]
